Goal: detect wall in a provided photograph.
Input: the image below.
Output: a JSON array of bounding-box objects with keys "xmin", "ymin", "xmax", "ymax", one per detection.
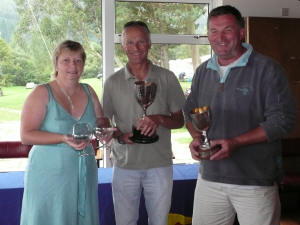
[{"xmin": 220, "ymin": 0, "xmax": 300, "ymax": 18}]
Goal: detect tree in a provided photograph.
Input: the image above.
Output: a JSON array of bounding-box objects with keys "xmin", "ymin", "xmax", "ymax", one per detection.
[
  {"xmin": 115, "ymin": 2, "xmax": 210, "ymax": 69},
  {"xmin": 12, "ymin": 0, "xmax": 210, "ymax": 82},
  {"xmin": 0, "ymin": 37, "xmax": 14, "ymax": 86},
  {"xmin": 0, "ymin": 37, "xmax": 42, "ymax": 86},
  {"xmin": 0, "ymin": 0, "xmax": 19, "ymax": 42},
  {"xmin": 13, "ymin": 0, "xmax": 103, "ymax": 81}
]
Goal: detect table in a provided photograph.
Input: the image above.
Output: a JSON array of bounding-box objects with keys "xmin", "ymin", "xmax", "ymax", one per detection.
[{"xmin": 0, "ymin": 164, "xmax": 199, "ymax": 225}]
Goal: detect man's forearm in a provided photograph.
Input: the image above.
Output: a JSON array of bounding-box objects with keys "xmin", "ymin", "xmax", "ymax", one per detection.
[
  {"xmin": 151, "ymin": 110, "xmax": 184, "ymax": 129},
  {"xmin": 232, "ymin": 126, "xmax": 268, "ymax": 148},
  {"xmin": 186, "ymin": 121, "xmax": 200, "ymax": 139}
]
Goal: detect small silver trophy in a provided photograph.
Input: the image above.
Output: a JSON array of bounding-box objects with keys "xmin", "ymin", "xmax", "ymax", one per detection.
[
  {"xmin": 190, "ymin": 106, "xmax": 213, "ymax": 159},
  {"xmin": 131, "ymin": 80, "xmax": 159, "ymax": 144}
]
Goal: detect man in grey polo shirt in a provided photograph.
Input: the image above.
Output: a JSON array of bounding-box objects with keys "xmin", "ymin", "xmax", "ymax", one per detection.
[{"xmin": 102, "ymin": 21, "xmax": 185, "ymax": 225}]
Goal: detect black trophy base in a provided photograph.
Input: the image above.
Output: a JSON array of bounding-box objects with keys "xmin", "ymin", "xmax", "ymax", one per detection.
[{"xmin": 130, "ymin": 127, "xmax": 159, "ymax": 144}]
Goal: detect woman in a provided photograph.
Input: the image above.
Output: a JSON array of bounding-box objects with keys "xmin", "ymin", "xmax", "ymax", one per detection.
[{"xmin": 20, "ymin": 40, "xmax": 102, "ymax": 225}]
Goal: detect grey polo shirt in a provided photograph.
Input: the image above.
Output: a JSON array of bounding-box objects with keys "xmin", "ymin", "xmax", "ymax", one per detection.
[{"xmin": 102, "ymin": 62, "xmax": 186, "ymax": 169}]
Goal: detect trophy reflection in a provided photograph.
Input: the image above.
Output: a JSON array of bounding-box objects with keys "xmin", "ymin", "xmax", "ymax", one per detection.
[
  {"xmin": 130, "ymin": 80, "xmax": 159, "ymax": 144},
  {"xmin": 190, "ymin": 106, "xmax": 213, "ymax": 159}
]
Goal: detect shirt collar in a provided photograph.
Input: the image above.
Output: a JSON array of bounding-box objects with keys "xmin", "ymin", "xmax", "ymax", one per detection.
[
  {"xmin": 207, "ymin": 43, "xmax": 253, "ymax": 71},
  {"xmin": 124, "ymin": 61, "xmax": 153, "ymax": 81}
]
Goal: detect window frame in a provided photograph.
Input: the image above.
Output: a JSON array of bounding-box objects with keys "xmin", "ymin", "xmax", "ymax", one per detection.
[{"xmin": 102, "ymin": 0, "xmax": 217, "ymax": 80}]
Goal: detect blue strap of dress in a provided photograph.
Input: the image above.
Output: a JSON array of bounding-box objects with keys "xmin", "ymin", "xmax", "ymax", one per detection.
[{"xmin": 78, "ymin": 152, "xmax": 87, "ymax": 216}]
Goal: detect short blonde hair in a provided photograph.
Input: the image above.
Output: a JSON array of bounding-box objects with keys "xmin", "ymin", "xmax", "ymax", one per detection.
[{"xmin": 52, "ymin": 40, "xmax": 86, "ymax": 79}]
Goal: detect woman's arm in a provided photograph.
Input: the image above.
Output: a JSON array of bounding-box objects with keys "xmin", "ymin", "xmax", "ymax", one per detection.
[
  {"xmin": 21, "ymin": 85, "xmax": 88, "ymax": 150},
  {"xmin": 20, "ymin": 85, "xmax": 67, "ymax": 145}
]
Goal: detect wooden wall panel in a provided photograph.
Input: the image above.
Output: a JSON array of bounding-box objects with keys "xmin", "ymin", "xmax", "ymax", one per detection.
[{"xmin": 246, "ymin": 17, "xmax": 300, "ymax": 138}]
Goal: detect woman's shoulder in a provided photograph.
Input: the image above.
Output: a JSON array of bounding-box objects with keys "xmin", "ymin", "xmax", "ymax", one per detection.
[
  {"xmin": 27, "ymin": 83, "xmax": 50, "ymax": 100},
  {"xmin": 80, "ymin": 82, "xmax": 93, "ymax": 92},
  {"xmin": 80, "ymin": 82, "xmax": 98, "ymax": 98}
]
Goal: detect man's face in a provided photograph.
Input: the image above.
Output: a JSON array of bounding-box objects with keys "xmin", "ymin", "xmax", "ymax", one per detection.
[
  {"xmin": 208, "ymin": 14, "xmax": 245, "ymax": 63},
  {"xmin": 121, "ymin": 26, "xmax": 151, "ymax": 65}
]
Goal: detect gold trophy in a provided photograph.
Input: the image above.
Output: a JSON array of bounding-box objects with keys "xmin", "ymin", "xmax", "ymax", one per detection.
[
  {"xmin": 130, "ymin": 80, "xmax": 159, "ymax": 144},
  {"xmin": 190, "ymin": 106, "xmax": 213, "ymax": 159}
]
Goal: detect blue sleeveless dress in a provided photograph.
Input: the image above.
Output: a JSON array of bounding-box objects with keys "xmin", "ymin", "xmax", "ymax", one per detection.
[{"xmin": 20, "ymin": 83, "xmax": 99, "ymax": 225}]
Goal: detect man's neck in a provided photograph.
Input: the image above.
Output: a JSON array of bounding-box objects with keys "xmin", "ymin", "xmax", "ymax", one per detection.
[
  {"xmin": 127, "ymin": 60, "xmax": 150, "ymax": 80},
  {"xmin": 218, "ymin": 46, "xmax": 247, "ymax": 66}
]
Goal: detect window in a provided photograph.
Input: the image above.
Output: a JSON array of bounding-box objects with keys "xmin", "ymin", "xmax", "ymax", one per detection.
[
  {"xmin": 103, "ymin": 0, "xmax": 214, "ymax": 79},
  {"xmin": 0, "ymin": 0, "xmax": 103, "ymax": 142},
  {"xmin": 0, "ymin": 0, "xmax": 216, "ymax": 166}
]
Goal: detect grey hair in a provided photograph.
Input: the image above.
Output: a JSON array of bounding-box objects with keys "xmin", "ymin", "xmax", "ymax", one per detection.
[{"xmin": 121, "ymin": 21, "xmax": 151, "ymax": 45}]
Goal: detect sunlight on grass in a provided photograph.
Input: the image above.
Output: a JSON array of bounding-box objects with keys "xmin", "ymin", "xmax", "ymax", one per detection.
[
  {"xmin": 0, "ymin": 108, "xmax": 21, "ymax": 122},
  {"xmin": 0, "ymin": 78, "xmax": 103, "ymax": 117},
  {"xmin": 0, "ymin": 86, "xmax": 32, "ymax": 110},
  {"xmin": 175, "ymin": 136, "xmax": 193, "ymax": 144}
]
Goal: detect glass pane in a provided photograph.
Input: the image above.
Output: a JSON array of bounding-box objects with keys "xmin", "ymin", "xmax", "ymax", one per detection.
[
  {"xmin": 0, "ymin": 0, "xmax": 102, "ymax": 141},
  {"xmin": 115, "ymin": 43, "xmax": 211, "ymax": 94},
  {"xmin": 116, "ymin": 1, "xmax": 208, "ymax": 35}
]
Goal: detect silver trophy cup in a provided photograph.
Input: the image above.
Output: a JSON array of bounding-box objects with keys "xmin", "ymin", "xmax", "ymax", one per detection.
[
  {"xmin": 130, "ymin": 80, "xmax": 159, "ymax": 144},
  {"xmin": 190, "ymin": 106, "xmax": 213, "ymax": 159}
]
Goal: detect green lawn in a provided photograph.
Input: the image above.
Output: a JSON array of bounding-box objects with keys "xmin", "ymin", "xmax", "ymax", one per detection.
[
  {"xmin": 0, "ymin": 86, "xmax": 32, "ymax": 110},
  {"xmin": 0, "ymin": 78, "xmax": 192, "ymax": 143},
  {"xmin": 0, "ymin": 78, "xmax": 103, "ymax": 122}
]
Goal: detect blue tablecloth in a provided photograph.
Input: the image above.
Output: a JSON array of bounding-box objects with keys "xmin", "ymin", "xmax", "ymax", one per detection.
[{"xmin": 0, "ymin": 163, "xmax": 199, "ymax": 225}]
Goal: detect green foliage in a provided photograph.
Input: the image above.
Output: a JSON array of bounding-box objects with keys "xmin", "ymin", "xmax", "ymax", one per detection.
[
  {"xmin": 0, "ymin": 0, "xmax": 19, "ymax": 42},
  {"xmin": 10, "ymin": 0, "xmax": 209, "ymax": 80},
  {"xmin": 0, "ymin": 36, "xmax": 47, "ymax": 86},
  {"xmin": 12, "ymin": 0, "xmax": 103, "ymax": 83},
  {"xmin": 0, "ymin": 37, "xmax": 14, "ymax": 86},
  {"xmin": 83, "ymin": 55, "xmax": 102, "ymax": 78},
  {"xmin": 1, "ymin": 1, "xmax": 211, "ymax": 87},
  {"xmin": 115, "ymin": 2, "xmax": 208, "ymax": 68}
]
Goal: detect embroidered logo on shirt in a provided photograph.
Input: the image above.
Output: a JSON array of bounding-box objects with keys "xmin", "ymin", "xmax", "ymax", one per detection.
[{"xmin": 236, "ymin": 87, "xmax": 250, "ymax": 96}]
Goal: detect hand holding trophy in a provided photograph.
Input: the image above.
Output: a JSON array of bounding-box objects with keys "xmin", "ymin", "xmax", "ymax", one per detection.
[
  {"xmin": 93, "ymin": 117, "xmax": 115, "ymax": 167},
  {"xmin": 130, "ymin": 80, "xmax": 159, "ymax": 144},
  {"xmin": 93, "ymin": 117, "xmax": 115, "ymax": 145},
  {"xmin": 190, "ymin": 106, "xmax": 215, "ymax": 159}
]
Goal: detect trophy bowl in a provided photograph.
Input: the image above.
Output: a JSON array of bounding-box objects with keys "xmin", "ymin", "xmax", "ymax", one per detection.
[
  {"xmin": 190, "ymin": 106, "xmax": 213, "ymax": 159},
  {"xmin": 130, "ymin": 80, "xmax": 159, "ymax": 144},
  {"xmin": 72, "ymin": 122, "xmax": 92, "ymax": 156}
]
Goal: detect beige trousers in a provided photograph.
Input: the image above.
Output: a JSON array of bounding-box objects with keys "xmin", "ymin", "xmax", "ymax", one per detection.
[{"xmin": 192, "ymin": 175, "xmax": 281, "ymax": 225}]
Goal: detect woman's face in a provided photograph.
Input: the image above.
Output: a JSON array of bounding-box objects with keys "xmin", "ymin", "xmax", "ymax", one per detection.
[{"xmin": 55, "ymin": 49, "xmax": 84, "ymax": 82}]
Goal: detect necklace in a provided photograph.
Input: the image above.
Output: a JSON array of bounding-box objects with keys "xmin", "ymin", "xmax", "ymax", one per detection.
[{"xmin": 57, "ymin": 82, "xmax": 74, "ymax": 110}]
